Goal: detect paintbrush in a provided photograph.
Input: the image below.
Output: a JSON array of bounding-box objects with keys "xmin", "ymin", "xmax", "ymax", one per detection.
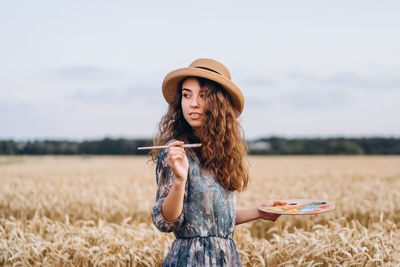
[{"xmin": 137, "ymin": 143, "xmax": 202, "ymax": 150}]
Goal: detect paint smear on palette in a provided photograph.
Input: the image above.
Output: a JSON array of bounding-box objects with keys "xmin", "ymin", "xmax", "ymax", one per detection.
[{"xmin": 258, "ymin": 199, "xmax": 335, "ymax": 215}]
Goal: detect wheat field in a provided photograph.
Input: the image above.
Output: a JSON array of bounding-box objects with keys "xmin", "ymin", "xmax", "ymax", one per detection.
[{"xmin": 1, "ymin": 155, "xmax": 399, "ymax": 266}]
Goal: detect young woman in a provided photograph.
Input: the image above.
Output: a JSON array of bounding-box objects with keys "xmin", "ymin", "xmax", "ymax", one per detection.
[{"xmin": 151, "ymin": 58, "xmax": 285, "ymax": 266}]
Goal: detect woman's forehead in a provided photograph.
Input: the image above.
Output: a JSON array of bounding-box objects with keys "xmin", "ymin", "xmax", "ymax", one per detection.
[
  {"xmin": 182, "ymin": 87, "xmax": 208, "ymax": 92},
  {"xmin": 182, "ymin": 79, "xmax": 208, "ymax": 92}
]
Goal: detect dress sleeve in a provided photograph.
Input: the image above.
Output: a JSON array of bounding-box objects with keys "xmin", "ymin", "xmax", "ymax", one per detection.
[{"xmin": 151, "ymin": 145, "xmax": 186, "ymax": 232}]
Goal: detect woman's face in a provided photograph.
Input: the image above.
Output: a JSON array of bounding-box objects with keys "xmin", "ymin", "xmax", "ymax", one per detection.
[{"xmin": 181, "ymin": 77, "xmax": 207, "ymax": 134}]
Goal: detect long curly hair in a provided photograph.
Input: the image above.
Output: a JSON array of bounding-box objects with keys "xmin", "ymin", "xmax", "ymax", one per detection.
[{"xmin": 151, "ymin": 77, "xmax": 249, "ymax": 192}]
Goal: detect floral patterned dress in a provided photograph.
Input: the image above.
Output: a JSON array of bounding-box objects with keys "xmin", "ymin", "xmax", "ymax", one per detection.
[{"xmin": 151, "ymin": 143, "xmax": 242, "ymax": 266}]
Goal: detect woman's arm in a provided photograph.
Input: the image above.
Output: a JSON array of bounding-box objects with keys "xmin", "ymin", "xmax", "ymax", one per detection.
[
  {"xmin": 160, "ymin": 141, "xmax": 189, "ymax": 222},
  {"xmin": 161, "ymin": 179, "xmax": 187, "ymax": 221},
  {"xmin": 235, "ymin": 200, "xmax": 286, "ymax": 225}
]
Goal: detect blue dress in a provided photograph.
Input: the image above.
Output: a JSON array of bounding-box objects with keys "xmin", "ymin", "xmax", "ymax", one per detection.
[{"xmin": 151, "ymin": 142, "xmax": 242, "ymax": 266}]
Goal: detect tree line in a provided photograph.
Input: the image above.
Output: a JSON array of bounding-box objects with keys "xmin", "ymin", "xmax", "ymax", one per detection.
[{"xmin": 0, "ymin": 137, "xmax": 399, "ymax": 155}]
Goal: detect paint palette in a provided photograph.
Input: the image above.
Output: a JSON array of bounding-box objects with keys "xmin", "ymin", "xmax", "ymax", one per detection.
[{"xmin": 258, "ymin": 199, "xmax": 335, "ymax": 215}]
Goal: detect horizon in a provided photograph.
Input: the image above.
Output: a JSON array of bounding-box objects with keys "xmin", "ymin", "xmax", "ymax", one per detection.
[{"xmin": 2, "ymin": 134, "xmax": 400, "ymax": 142}]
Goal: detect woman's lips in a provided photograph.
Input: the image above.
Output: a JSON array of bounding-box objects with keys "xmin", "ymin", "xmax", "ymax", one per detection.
[{"xmin": 189, "ymin": 113, "xmax": 202, "ymax": 119}]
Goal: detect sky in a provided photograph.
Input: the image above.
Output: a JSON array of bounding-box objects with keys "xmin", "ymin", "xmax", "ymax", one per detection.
[{"xmin": 1, "ymin": 0, "xmax": 400, "ymax": 140}]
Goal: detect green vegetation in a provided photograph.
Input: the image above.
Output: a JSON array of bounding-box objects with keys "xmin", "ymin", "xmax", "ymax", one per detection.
[
  {"xmin": 0, "ymin": 138, "xmax": 152, "ymax": 155},
  {"xmin": 248, "ymin": 137, "xmax": 400, "ymax": 155},
  {"xmin": 0, "ymin": 137, "xmax": 399, "ymax": 155}
]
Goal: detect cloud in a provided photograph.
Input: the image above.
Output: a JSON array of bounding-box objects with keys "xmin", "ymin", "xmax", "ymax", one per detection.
[
  {"xmin": 50, "ymin": 66, "xmax": 124, "ymax": 81},
  {"xmin": 245, "ymin": 95, "xmax": 273, "ymax": 108},
  {"xmin": 242, "ymin": 71, "xmax": 361, "ymax": 110},
  {"xmin": 325, "ymin": 72, "xmax": 400, "ymax": 90},
  {"xmin": 287, "ymin": 71, "xmax": 400, "ymax": 91},
  {"xmin": 280, "ymin": 89, "xmax": 354, "ymax": 110},
  {"xmin": 243, "ymin": 70, "xmax": 400, "ymax": 110},
  {"xmin": 0, "ymin": 102, "xmax": 32, "ymax": 112},
  {"xmin": 245, "ymin": 88, "xmax": 354, "ymax": 111},
  {"xmin": 239, "ymin": 77, "xmax": 276, "ymax": 87},
  {"xmin": 66, "ymin": 84, "xmax": 161, "ymax": 105}
]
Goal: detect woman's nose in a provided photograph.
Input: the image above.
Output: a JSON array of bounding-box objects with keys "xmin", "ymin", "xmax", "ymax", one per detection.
[{"xmin": 190, "ymin": 96, "xmax": 199, "ymax": 107}]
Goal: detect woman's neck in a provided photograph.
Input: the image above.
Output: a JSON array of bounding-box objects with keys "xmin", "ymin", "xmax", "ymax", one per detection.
[{"xmin": 193, "ymin": 128, "xmax": 202, "ymax": 140}]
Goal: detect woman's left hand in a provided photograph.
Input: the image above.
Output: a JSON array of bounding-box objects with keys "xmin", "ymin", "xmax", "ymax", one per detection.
[{"xmin": 258, "ymin": 200, "xmax": 287, "ymax": 221}]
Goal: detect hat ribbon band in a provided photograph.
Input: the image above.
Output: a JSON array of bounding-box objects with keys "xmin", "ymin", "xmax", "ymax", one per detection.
[{"xmin": 194, "ymin": 66, "xmax": 221, "ymax": 75}]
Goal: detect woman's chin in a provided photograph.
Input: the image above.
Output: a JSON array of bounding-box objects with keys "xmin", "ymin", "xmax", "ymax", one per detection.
[{"xmin": 188, "ymin": 120, "xmax": 203, "ymax": 128}]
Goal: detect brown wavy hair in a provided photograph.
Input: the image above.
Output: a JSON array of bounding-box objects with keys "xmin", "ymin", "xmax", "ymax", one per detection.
[{"xmin": 151, "ymin": 77, "xmax": 249, "ymax": 192}]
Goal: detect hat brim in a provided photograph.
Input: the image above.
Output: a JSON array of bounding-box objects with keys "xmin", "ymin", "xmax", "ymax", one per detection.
[{"xmin": 162, "ymin": 67, "xmax": 244, "ymax": 117}]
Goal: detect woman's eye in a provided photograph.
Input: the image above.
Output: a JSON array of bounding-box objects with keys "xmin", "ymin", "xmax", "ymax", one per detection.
[{"xmin": 183, "ymin": 93, "xmax": 191, "ymax": 98}]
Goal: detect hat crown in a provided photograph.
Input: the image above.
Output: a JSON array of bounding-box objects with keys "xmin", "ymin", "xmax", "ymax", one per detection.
[{"xmin": 189, "ymin": 58, "xmax": 232, "ymax": 80}]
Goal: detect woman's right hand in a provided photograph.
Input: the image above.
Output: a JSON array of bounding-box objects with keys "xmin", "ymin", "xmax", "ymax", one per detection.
[{"xmin": 166, "ymin": 140, "xmax": 189, "ymax": 182}]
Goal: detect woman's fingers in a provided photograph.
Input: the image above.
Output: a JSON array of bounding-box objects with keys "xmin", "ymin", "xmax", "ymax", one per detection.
[
  {"xmin": 172, "ymin": 153, "xmax": 185, "ymax": 160},
  {"xmin": 167, "ymin": 141, "xmax": 188, "ymax": 166},
  {"xmin": 260, "ymin": 211, "xmax": 281, "ymax": 221},
  {"xmin": 260, "ymin": 200, "xmax": 287, "ymax": 207},
  {"xmin": 168, "ymin": 148, "xmax": 186, "ymax": 159},
  {"xmin": 270, "ymin": 214, "xmax": 280, "ymax": 221},
  {"xmin": 167, "ymin": 140, "xmax": 190, "ymax": 160},
  {"xmin": 169, "ymin": 147, "xmax": 186, "ymax": 154},
  {"xmin": 273, "ymin": 201, "xmax": 287, "ymax": 206},
  {"xmin": 165, "ymin": 141, "xmax": 189, "ymax": 182},
  {"xmin": 168, "ymin": 140, "xmax": 184, "ymax": 147}
]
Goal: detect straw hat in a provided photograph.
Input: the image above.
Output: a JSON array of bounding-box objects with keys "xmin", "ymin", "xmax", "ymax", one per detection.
[{"xmin": 162, "ymin": 58, "xmax": 244, "ymax": 116}]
